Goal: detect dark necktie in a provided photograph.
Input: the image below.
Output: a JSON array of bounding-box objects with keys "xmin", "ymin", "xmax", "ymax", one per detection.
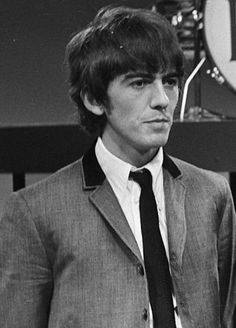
[{"xmin": 130, "ymin": 169, "xmax": 176, "ymax": 328}]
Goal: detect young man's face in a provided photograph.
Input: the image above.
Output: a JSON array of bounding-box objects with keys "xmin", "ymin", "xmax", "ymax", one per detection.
[
  {"xmin": 99, "ymin": 69, "xmax": 180, "ymax": 166},
  {"xmin": 86, "ymin": 69, "xmax": 180, "ymax": 166}
]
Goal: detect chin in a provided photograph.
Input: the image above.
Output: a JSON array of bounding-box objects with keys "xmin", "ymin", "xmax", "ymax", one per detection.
[
  {"xmin": 132, "ymin": 132, "xmax": 170, "ymax": 152},
  {"xmin": 137, "ymin": 139, "xmax": 168, "ymax": 153},
  {"xmin": 150, "ymin": 134, "xmax": 170, "ymax": 148}
]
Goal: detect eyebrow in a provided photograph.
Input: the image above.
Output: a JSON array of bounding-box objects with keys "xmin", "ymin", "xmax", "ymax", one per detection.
[
  {"xmin": 122, "ymin": 70, "xmax": 180, "ymax": 81},
  {"xmin": 162, "ymin": 70, "xmax": 180, "ymax": 79},
  {"xmin": 121, "ymin": 71, "xmax": 155, "ymax": 82}
]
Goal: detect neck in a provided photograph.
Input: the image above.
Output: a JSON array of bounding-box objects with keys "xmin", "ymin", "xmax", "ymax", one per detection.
[{"xmin": 101, "ymin": 135, "xmax": 159, "ymax": 168}]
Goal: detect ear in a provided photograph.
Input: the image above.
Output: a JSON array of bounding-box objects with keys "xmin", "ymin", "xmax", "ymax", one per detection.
[{"xmin": 81, "ymin": 92, "xmax": 105, "ymax": 116}]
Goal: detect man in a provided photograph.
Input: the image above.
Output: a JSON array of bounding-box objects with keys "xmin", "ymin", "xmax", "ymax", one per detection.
[{"xmin": 0, "ymin": 5, "xmax": 235, "ymax": 328}]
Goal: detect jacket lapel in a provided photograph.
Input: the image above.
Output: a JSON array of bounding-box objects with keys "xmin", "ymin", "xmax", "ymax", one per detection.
[
  {"xmin": 90, "ymin": 181, "xmax": 143, "ymax": 262},
  {"xmin": 163, "ymin": 153, "xmax": 187, "ymax": 268},
  {"xmin": 82, "ymin": 143, "xmax": 143, "ymax": 262}
]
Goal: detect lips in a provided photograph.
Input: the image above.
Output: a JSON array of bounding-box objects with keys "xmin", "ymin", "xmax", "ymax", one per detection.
[{"xmin": 145, "ymin": 116, "xmax": 170, "ymax": 123}]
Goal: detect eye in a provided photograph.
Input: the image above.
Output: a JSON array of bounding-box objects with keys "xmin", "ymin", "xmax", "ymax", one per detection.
[
  {"xmin": 130, "ymin": 78, "xmax": 150, "ymax": 89},
  {"xmin": 163, "ymin": 76, "xmax": 179, "ymax": 88}
]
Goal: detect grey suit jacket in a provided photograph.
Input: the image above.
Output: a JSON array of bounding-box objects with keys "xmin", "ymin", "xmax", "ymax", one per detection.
[{"xmin": 0, "ymin": 145, "xmax": 235, "ymax": 328}]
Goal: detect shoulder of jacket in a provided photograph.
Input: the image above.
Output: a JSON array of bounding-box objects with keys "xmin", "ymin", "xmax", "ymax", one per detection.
[
  {"xmin": 168, "ymin": 155, "xmax": 228, "ymax": 188},
  {"xmin": 15, "ymin": 159, "xmax": 83, "ymax": 201}
]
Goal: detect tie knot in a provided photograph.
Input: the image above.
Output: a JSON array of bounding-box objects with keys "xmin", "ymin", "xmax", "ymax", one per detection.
[{"xmin": 129, "ymin": 168, "xmax": 153, "ymax": 189}]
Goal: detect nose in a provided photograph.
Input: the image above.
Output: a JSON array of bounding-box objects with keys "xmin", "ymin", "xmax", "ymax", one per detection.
[{"xmin": 150, "ymin": 80, "xmax": 169, "ymax": 110}]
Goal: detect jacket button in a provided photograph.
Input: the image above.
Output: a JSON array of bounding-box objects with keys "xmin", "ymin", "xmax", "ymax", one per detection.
[
  {"xmin": 142, "ymin": 308, "xmax": 148, "ymax": 321},
  {"xmin": 137, "ymin": 264, "xmax": 144, "ymax": 276}
]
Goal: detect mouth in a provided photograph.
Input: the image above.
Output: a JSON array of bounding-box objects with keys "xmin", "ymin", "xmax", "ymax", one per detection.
[{"xmin": 145, "ymin": 117, "xmax": 170, "ymax": 124}]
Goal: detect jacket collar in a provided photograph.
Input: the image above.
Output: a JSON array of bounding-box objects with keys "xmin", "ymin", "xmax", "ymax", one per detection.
[
  {"xmin": 82, "ymin": 141, "xmax": 181, "ymax": 188},
  {"xmin": 163, "ymin": 149, "xmax": 182, "ymax": 179}
]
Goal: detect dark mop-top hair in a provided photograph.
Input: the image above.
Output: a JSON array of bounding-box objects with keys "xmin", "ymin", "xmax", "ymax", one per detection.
[{"xmin": 65, "ymin": 5, "xmax": 185, "ymax": 134}]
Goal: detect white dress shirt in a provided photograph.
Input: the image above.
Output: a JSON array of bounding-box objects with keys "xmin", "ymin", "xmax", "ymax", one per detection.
[{"xmin": 95, "ymin": 137, "xmax": 182, "ymax": 328}]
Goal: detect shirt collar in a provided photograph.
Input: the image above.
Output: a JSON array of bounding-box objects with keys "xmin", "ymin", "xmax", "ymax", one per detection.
[
  {"xmin": 95, "ymin": 137, "xmax": 132, "ymax": 194},
  {"xmin": 142, "ymin": 146, "xmax": 164, "ymax": 189},
  {"xmin": 95, "ymin": 137, "xmax": 163, "ymax": 192}
]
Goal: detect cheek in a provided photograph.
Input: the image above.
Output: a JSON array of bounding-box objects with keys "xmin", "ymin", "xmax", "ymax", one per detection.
[
  {"xmin": 174, "ymin": 88, "xmax": 180, "ymax": 102},
  {"xmin": 167, "ymin": 89, "xmax": 179, "ymax": 108},
  {"xmin": 110, "ymin": 98, "xmax": 138, "ymax": 122}
]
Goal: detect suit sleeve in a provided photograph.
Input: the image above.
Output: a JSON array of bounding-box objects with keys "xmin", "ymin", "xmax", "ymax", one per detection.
[
  {"xmin": 0, "ymin": 192, "xmax": 53, "ymax": 328},
  {"xmin": 217, "ymin": 178, "xmax": 236, "ymax": 328}
]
